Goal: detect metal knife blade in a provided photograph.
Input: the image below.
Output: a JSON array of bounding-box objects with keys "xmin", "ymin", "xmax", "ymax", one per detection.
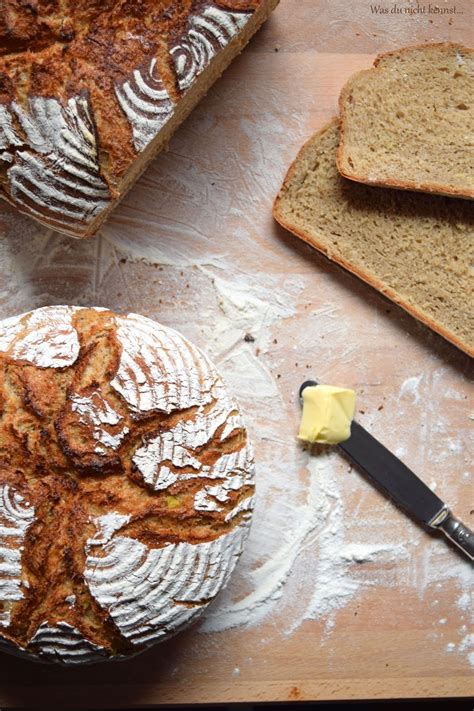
[
  {"xmin": 299, "ymin": 381, "xmax": 474, "ymax": 561},
  {"xmin": 341, "ymin": 419, "xmax": 444, "ymax": 524}
]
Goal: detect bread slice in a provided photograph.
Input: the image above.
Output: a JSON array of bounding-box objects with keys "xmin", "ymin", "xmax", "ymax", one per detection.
[
  {"xmin": 337, "ymin": 43, "xmax": 474, "ymax": 200},
  {"xmin": 0, "ymin": 1, "xmax": 278, "ymax": 238},
  {"xmin": 273, "ymin": 119, "xmax": 474, "ymax": 356}
]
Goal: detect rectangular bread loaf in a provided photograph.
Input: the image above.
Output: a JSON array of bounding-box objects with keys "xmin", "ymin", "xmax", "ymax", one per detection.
[
  {"xmin": 337, "ymin": 43, "xmax": 474, "ymax": 199},
  {"xmin": 0, "ymin": 0, "xmax": 278, "ymax": 238},
  {"xmin": 273, "ymin": 119, "xmax": 474, "ymax": 356}
]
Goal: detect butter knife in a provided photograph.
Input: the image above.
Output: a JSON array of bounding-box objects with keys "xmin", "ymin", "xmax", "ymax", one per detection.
[{"xmin": 300, "ymin": 381, "xmax": 474, "ymax": 561}]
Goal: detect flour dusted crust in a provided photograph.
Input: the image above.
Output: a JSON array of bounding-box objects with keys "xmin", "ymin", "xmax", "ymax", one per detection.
[
  {"xmin": 0, "ymin": 0, "xmax": 278, "ymax": 238},
  {"xmin": 0, "ymin": 306, "xmax": 254, "ymax": 663}
]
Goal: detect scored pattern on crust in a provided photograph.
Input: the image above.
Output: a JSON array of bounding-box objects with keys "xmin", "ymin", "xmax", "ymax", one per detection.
[
  {"xmin": 0, "ymin": 2, "xmax": 259, "ymax": 236},
  {"xmin": 0, "ymin": 105, "xmax": 23, "ymax": 161},
  {"xmin": 29, "ymin": 621, "xmax": 108, "ymax": 665},
  {"xmin": 114, "ymin": 5, "xmax": 252, "ymax": 153},
  {"xmin": 70, "ymin": 392, "xmax": 130, "ymax": 455},
  {"xmin": 131, "ymin": 387, "xmax": 241, "ymax": 488},
  {"xmin": 193, "ymin": 444, "xmax": 254, "ymax": 517},
  {"xmin": 111, "ymin": 312, "xmax": 216, "ymax": 415},
  {"xmin": 171, "ymin": 6, "xmax": 252, "ymax": 92},
  {"xmin": 1, "ymin": 95, "xmax": 110, "ymax": 234},
  {"xmin": 132, "ymin": 411, "xmax": 254, "ymax": 515},
  {"xmin": 0, "ymin": 305, "xmax": 80, "ymax": 368},
  {"xmin": 0, "ymin": 306, "xmax": 254, "ymax": 663},
  {"xmin": 84, "ymin": 514, "xmax": 250, "ymax": 647},
  {"xmin": 115, "ymin": 58, "xmax": 175, "ymax": 153},
  {"xmin": 0, "ymin": 485, "xmax": 35, "ymax": 628}
]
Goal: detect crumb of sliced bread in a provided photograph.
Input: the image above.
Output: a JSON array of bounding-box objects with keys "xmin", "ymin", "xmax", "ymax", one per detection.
[
  {"xmin": 273, "ymin": 119, "xmax": 474, "ymax": 356},
  {"xmin": 337, "ymin": 43, "xmax": 474, "ymax": 200}
]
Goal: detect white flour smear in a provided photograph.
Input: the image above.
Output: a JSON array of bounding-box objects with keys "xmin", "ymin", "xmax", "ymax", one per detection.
[{"xmin": 201, "ymin": 452, "xmax": 408, "ymax": 637}]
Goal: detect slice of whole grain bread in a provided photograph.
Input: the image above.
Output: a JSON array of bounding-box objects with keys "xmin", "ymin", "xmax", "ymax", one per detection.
[
  {"xmin": 337, "ymin": 43, "xmax": 474, "ymax": 200},
  {"xmin": 273, "ymin": 119, "xmax": 474, "ymax": 356}
]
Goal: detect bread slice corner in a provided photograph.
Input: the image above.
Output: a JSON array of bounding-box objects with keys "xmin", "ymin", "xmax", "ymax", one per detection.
[{"xmin": 336, "ymin": 43, "xmax": 474, "ymax": 200}]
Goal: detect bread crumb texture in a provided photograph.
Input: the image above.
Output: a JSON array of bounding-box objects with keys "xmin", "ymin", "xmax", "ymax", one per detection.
[
  {"xmin": 0, "ymin": 1, "xmax": 268, "ymax": 236},
  {"xmin": 0, "ymin": 306, "xmax": 254, "ymax": 663},
  {"xmin": 338, "ymin": 44, "xmax": 474, "ymax": 199},
  {"xmin": 274, "ymin": 120, "xmax": 474, "ymax": 356}
]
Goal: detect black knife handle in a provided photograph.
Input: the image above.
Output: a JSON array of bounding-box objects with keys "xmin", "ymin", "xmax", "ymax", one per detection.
[{"xmin": 432, "ymin": 510, "xmax": 474, "ymax": 561}]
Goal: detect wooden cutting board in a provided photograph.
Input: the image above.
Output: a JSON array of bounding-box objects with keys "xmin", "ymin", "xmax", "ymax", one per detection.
[{"xmin": 0, "ymin": 1, "xmax": 473, "ymax": 706}]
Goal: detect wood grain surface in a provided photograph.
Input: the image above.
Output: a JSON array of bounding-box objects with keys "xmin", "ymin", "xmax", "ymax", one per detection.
[{"xmin": 0, "ymin": 0, "xmax": 473, "ymax": 706}]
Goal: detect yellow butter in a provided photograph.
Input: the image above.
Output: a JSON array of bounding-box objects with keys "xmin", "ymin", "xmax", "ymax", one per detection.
[{"xmin": 298, "ymin": 384, "xmax": 356, "ymax": 445}]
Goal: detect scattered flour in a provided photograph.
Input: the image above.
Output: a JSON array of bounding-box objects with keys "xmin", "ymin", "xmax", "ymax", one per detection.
[
  {"xmin": 339, "ymin": 543, "xmax": 407, "ymax": 563},
  {"xmin": 458, "ymin": 634, "xmax": 474, "ymax": 668},
  {"xmin": 192, "ymin": 269, "xmax": 473, "ymax": 665},
  {"xmin": 202, "ymin": 438, "xmax": 410, "ymax": 638},
  {"xmin": 399, "ymin": 374, "xmax": 423, "ymax": 403},
  {"xmin": 457, "ymin": 591, "xmax": 471, "ymax": 612}
]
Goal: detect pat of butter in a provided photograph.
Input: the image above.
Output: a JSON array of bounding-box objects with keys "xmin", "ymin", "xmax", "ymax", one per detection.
[{"xmin": 298, "ymin": 385, "xmax": 356, "ymax": 445}]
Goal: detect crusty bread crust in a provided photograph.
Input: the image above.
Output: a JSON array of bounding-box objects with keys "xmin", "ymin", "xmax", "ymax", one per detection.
[
  {"xmin": 0, "ymin": 0, "xmax": 279, "ymax": 238},
  {"xmin": 274, "ymin": 119, "xmax": 474, "ymax": 358},
  {"xmin": 0, "ymin": 306, "xmax": 255, "ymax": 663},
  {"xmin": 337, "ymin": 43, "xmax": 474, "ymax": 201}
]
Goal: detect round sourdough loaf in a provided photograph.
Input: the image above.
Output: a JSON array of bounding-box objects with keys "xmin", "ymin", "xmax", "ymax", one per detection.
[{"xmin": 0, "ymin": 306, "xmax": 254, "ymax": 664}]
